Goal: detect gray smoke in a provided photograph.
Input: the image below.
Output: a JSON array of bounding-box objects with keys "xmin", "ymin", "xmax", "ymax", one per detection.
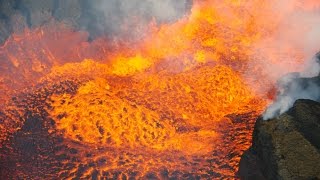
[
  {"xmin": 80, "ymin": 0, "xmax": 191, "ymax": 40},
  {"xmin": 263, "ymin": 55, "xmax": 320, "ymax": 120},
  {"xmin": 0, "ymin": 0, "xmax": 192, "ymax": 44}
]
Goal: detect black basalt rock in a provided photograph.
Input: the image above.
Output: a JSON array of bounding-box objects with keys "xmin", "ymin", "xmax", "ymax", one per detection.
[{"xmin": 239, "ymin": 99, "xmax": 320, "ymax": 180}]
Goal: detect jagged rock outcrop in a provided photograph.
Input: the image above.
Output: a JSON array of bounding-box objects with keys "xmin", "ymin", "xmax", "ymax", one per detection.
[{"xmin": 239, "ymin": 99, "xmax": 320, "ymax": 180}]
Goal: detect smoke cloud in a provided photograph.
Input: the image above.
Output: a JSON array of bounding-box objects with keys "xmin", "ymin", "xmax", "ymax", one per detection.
[
  {"xmin": 262, "ymin": 61, "xmax": 320, "ymax": 120},
  {"xmin": 244, "ymin": 0, "xmax": 320, "ymax": 119},
  {"xmin": 82, "ymin": 0, "xmax": 191, "ymax": 40}
]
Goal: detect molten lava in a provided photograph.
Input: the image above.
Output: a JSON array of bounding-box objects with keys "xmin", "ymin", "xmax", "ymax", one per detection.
[
  {"xmin": 48, "ymin": 63, "xmax": 261, "ymax": 152},
  {"xmin": 1, "ymin": 0, "xmax": 318, "ymax": 179}
]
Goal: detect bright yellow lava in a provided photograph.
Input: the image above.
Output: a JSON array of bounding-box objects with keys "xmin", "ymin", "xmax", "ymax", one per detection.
[{"xmin": 47, "ymin": 60, "xmax": 265, "ymax": 155}]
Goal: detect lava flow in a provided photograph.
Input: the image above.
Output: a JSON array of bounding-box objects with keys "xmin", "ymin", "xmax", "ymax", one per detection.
[{"xmin": 0, "ymin": 0, "xmax": 318, "ymax": 179}]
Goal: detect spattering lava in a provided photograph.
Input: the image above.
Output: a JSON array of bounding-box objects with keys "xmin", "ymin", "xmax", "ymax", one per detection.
[
  {"xmin": 42, "ymin": 60, "xmax": 266, "ymax": 178},
  {"xmin": 1, "ymin": 0, "xmax": 317, "ymax": 179},
  {"xmin": 48, "ymin": 63, "xmax": 261, "ymax": 153}
]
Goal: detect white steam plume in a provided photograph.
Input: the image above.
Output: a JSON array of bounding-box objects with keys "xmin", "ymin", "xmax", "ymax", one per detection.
[
  {"xmin": 262, "ymin": 61, "xmax": 320, "ymax": 120},
  {"xmin": 245, "ymin": 0, "xmax": 320, "ymax": 119}
]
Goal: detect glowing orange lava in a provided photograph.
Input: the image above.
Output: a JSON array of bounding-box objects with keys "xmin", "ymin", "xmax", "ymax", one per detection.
[{"xmin": 1, "ymin": 0, "xmax": 318, "ymax": 179}]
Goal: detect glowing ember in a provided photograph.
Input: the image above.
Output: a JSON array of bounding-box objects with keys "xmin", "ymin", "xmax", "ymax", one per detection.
[{"xmin": 1, "ymin": 0, "xmax": 319, "ymax": 179}]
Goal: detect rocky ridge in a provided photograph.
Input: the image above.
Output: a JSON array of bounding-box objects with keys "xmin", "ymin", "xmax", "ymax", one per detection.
[{"xmin": 239, "ymin": 99, "xmax": 320, "ymax": 179}]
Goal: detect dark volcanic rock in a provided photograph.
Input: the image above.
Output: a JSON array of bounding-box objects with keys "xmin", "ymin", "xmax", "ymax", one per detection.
[{"xmin": 239, "ymin": 99, "xmax": 320, "ymax": 180}]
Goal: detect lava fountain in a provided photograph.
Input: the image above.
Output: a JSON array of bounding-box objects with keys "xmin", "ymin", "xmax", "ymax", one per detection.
[{"xmin": 1, "ymin": 0, "xmax": 319, "ymax": 179}]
